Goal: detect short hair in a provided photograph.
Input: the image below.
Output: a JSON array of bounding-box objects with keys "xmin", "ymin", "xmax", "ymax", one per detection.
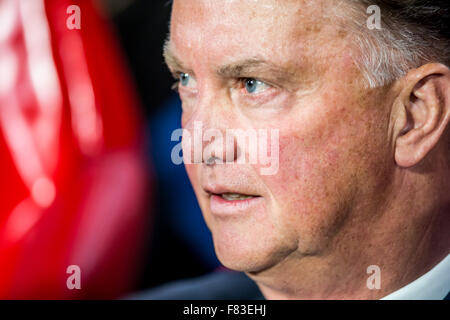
[
  {"xmin": 166, "ymin": 0, "xmax": 450, "ymax": 89},
  {"xmin": 345, "ymin": 0, "xmax": 450, "ymax": 88}
]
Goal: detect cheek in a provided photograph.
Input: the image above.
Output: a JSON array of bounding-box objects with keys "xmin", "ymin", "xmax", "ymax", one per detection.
[
  {"xmin": 267, "ymin": 107, "xmax": 345, "ymax": 198},
  {"xmin": 269, "ymin": 133, "xmax": 338, "ymax": 208},
  {"xmin": 261, "ymin": 141, "xmax": 340, "ymax": 255},
  {"xmin": 184, "ymin": 163, "xmax": 213, "ymax": 225},
  {"xmin": 258, "ymin": 86, "xmax": 392, "ymax": 250},
  {"xmin": 184, "ymin": 163, "xmax": 198, "ymax": 189},
  {"xmin": 185, "ymin": 162, "xmax": 194, "ymax": 175},
  {"xmin": 259, "ymin": 107, "xmax": 369, "ymax": 244}
]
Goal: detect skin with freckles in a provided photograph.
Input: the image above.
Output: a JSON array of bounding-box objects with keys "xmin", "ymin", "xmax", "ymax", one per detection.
[{"xmin": 164, "ymin": 0, "xmax": 450, "ymax": 299}]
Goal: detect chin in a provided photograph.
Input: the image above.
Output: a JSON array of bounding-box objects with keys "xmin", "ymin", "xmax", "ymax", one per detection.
[{"xmin": 211, "ymin": 227, "xmax": 294, "ymax": 273}]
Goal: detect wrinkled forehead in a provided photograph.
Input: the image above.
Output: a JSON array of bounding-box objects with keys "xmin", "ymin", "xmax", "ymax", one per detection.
[{"xmin": 168, "ymin": 0, "xmax": 344, "ymax": 68}]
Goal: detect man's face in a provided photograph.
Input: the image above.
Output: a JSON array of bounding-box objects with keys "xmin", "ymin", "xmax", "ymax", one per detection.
[{"xmin": 167, "ymin": 0, "xmax": 394, "ymax": 273}]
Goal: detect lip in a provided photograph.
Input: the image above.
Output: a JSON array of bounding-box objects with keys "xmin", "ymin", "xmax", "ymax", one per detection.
[
  {"xmin": 209, "ymin": 194, "xmax": 264, "ymax": 217},
  {"xmin": 203, "ymin": 183, "xmax": 259, "ymax": 197}
]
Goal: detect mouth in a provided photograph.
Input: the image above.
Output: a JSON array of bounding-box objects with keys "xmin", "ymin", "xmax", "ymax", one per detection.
[
  {"xmin": 206, "ymin": 189, "xmax": 264, "ymax": 217},
  {"xmin": 218, "ymin": 192, "xmax": 259, "ymax": 201}
]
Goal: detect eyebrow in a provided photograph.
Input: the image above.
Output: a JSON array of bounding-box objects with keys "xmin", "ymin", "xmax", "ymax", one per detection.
[
  {"xmin": 216, "ymin": 58, "xmax": 297, "ymax": 84},
  {"xmin": 163, "ymin": 40, "xmax": 298, "ymax": 84},
  {"xmin": 163, "ymin": 40, "xmax": 192, "ymax": 75}
]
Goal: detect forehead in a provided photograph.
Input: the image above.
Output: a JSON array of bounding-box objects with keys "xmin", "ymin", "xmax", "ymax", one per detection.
[{"xmin": 169, "ymin": 0, "xmax": 345, "ymax": 69}]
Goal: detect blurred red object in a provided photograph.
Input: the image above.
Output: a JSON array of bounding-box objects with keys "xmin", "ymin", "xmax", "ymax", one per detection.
[{"xmin": 0, "ymin": 0, "xmax": 151, "ymax": 299}]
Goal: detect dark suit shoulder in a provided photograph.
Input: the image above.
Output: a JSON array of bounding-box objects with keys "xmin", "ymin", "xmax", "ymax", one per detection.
[{"xmin": 127, "ymin": 271, "xmax": 264, "ymax": 300}]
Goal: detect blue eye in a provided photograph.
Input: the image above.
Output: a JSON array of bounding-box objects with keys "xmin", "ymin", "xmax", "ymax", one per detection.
[
  {"xmin": 244, "ymin": 78, "xmax": 269, "ymax": 94},
  {"xmin": 178, "ymin": 72, "xmax": 197, "ymax": 89},
  {"xmin": 180, "ymin": 73, "xmax": 190, "ymax": 86}
]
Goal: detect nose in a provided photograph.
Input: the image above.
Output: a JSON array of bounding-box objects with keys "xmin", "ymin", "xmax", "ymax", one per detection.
[
  {"xmin": 182, "ymin": 94, "xmax": 237, "ymax": 166},
  {"xmin": 203, "ymin": 128, "xmax": 238, "ymax": 166}
]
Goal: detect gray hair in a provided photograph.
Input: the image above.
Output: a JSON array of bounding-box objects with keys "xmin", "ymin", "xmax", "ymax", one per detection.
[{"xmin": 344, "ymin": 0, "xmax": 450, "ymax": 88}]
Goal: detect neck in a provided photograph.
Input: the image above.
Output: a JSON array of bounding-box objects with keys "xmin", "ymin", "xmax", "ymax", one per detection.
[{"xmin": 248, "ymin": 166, "xmax": 450, "ymax": 299}]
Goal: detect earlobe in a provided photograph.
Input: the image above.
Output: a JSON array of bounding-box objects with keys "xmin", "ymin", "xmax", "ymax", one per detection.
[{"xmin": 394, "ymin": 63, "xmax": 450, "ymax": 168}]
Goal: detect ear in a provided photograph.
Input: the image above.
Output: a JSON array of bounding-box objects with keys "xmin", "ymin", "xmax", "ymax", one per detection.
[{"xmin": 393, "ymin": 63, "xmax": 450, "ymax": 168}]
